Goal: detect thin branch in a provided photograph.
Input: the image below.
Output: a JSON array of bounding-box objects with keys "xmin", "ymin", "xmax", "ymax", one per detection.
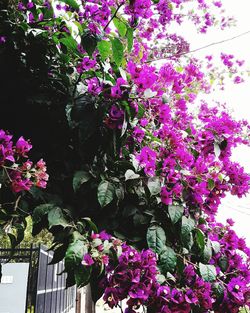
[
  {"xmin": 146, "ymin": 30, "xmax": 250, "ymax": 63},
  {"xmin": 103, "ymin": 4, "xmax": 123, "ymax": 32},
  {"xmin": 118, "ymin": 303, "xmax": 124, "ymax": 313}
]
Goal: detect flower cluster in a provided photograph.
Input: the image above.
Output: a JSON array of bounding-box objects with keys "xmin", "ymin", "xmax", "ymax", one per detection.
[
  {"xmin": 127, "ymin": 60, "xmax": 250, "ymax": 216},
  {"xmin": 82, "ymin": 224, "xmax": 250, "ymax": 312},
  {"xmin": 4, "ymin": 0, "xmax": 250, "ymax": 312},
  {"xmin": 0, "ymin": 130, "xmax": 48, "ymax": 193}
]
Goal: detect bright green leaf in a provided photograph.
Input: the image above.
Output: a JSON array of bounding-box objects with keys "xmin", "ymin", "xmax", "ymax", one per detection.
[
  {"xmin": 113, "ymin": 17, "xmax": 127, "ymax": 37},
  {"xmin": 126, "ymin": 27, "xmax": 134, "ymax": 52},
  {"xmin": 97, "ymin": 40, "xmax": 112, "ymax": 60},
  {"xmin": 65, "ymin": 238, "xmax": 88, "ymax": 267},
  {"xmin": 195, "ymin": 229, "xmax": 205, "ymax": 251},
  {"xmin": 111, "ymin": 38, "xmax": 124, "ymax": 66},
  {"xmin": 60, "ymin": 36, "xmax": 77, "ymax": 52},
  {"xmin": 208, "ymin": 178, "xmax": 215, "ymax": 191}
]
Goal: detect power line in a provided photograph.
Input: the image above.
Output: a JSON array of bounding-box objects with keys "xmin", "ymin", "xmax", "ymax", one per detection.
[{"xmin": 147, "ymin": 30, "xmax": 250, "ymax": 63}]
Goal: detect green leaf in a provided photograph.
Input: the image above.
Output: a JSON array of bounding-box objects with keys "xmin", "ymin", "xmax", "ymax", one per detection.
[
  {"xmin": 146, "ymin": 225, "xmax": 166, "ymax": 254},
  {"xmin": 15, "ymin": 224, "xmax": 25, "ymax": 245},
  {"xmin": 213, "ymin": 282, "xmax": 224, "ymax": 300},
  {"xmin": 147, "ymin": 177, "xmax": 161, "ymax": 196},
  {"xmin": 168, "ymin": 205, "xmax": 184, "ymax": 224},
  {"xmin": 199, "ymin": 263, "xmax": 216, "ymax": 282},
  {"xmin": 97, "ymin": 181, "xmax": 115, "ymax": 207},
  {"xmin": 115, "ymin": 184, "xmax": 124, "ymax": 201},
  {"xmin": 202, "ymin": 239, "xmax": 212, "ymax": 263},
  {"xmin": 156, "ymin": 274, "xmax": 166, "ymax": 284},
  {"xmin": 159, "ymin": 246, "xmax": 177, "ymax": 274},
  {"xmin": 126, "ymin": 27, "xmax": 134, "ymax": 52},
  {"xmin": 211, "ymin": 240, "xmax": 221, "ymax": 254},
  {"xmin": 81, "ymin": 33, "xmax": 98, "ymax": 56},
  {"xmin": 133, "ymin": 213, "xmax": 149, "ymax": 226},
  {"xmin": 33, "ymin": 204, "xmax": 55, "ymax": 224},
  {"xmin": 97, "ymin": 40, "xmax": 112, "ymax": 60},
  {"xmin": 74, "ymin": 266, "xmax": 92, "ymax": 288},
  {"xmin": 111, "ymin": 38, "xmax": 124, "ymax": 66},
  {"xmin": 214, "ymin": 143, "xmax": 221, "ymax": 158},
  {"xmin": 113, "ymin": 17, "xmax": 127, "ymax": 37},
  {"xmin": 176, "ymin": 257, "xmax": 185, "ymax": 276},
  {"xmin": 83, "ymin": 218, "xmax": 98, "ymax": 233},
  {"xmin": 60, "ymin": 36, "xmax": 77, "ymax": 52},
  {"xmin": 49, "ymin": 244, "xmax": 68, "ymax": 265},
  {"xmin": 181, "ymin": 216, "xmax": 195, "ymax": 250},
  {"xmin": 8, "ymin": 233, "xmax": 18, "ymax": 249},
  {"xmin": 218, "ymin": 255, "xmax": 228, "ymax": 272},
  {"xmin": 208, "ymin": 178, "xmax": 215, "ymax": 191},
  {"xmin": 48, "ymin": 207, "xmax": 70, "ymax": 228},
  {"xmin": 65, "ymin": 235, "xmax": 88, "ymax": 267},
  {"xmin": 125, "ymin": 169, "xmax": 140, "ymax": 181},
  {"xmin": 123, "ymin": 204, "xmax": 137, "ymax": 218},
  {"xmin": 59, "ymin": 0, "xmax": 79, "ymax": 9},
  {"xmin": 73, "ymin": 170, "xmax": 91, "ymax": 192},
  {"xmin": 195, "ymin": 229, "xmax": 205, "ymax": 251}
]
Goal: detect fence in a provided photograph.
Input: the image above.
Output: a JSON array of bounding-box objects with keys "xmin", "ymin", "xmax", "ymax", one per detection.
[{"xmin": 0, "ymin": 244, "xmax": 76, "ymax": 313}]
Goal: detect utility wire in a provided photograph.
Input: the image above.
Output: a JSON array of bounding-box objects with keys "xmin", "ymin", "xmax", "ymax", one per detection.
[{"xmin": 147, "ymin": 30, "xmax": 250, "ymax": 63}]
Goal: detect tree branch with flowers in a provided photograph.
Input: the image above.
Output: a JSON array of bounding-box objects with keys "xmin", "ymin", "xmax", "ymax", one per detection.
[{"xmin": 1, "ymin": 0, "xmax": 250, "ymax": 312}]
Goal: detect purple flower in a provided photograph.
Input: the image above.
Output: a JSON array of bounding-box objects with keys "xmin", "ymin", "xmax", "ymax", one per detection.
[
  {"xmin": 104, "ymin": 105, "xmax": 124, "ymax": 129},
  {"xmin": 82, "ymin": 254, "xmax": 94, "ymax": 266},
  {"xmin": 18, "ymin": 2, "xmax": 26, "ymax": 10},
  {"xmin": 28, "ymin": 12, "xmax": 34, "ymax": 23},
  {"xmin": 16, "ymin": 136, "xmax": 32, "ymax": 157},
  {"xmin": 27, "ymin": 1, "xmax": 34, "ymax": 9},
  {"xmin": 87, "ymin": 77, "xmax": 103, "ymax": 95},
  {"xmin": 0, "ymin": 36, "xmax": 6, "ymax": 44},
  {"xmin": 99, "ymin": 230, "xmax": 111, "ymax": 240},
  {"xmin": 227, "ymin": 277, "xmax": 246, "ymax": 304},
  {"xmin": 77, "ymin": 57, "xmax": 96, "ymax": 73},
  {"xmin": 171, "ymin": 289, "xmax": 184, "ymax": 304},
  {"xmin": 161, "ymin": 187, "xmax": 172, "ymax": 205},
  {"xmin": 184, "ymin": 289, "xmax": 198, "ymax": 304}
]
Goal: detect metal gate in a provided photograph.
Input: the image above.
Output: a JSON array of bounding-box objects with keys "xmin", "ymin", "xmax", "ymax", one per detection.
[{"xmin": 0, "ymin": 245, "xmax": 76, "ymax": 313}]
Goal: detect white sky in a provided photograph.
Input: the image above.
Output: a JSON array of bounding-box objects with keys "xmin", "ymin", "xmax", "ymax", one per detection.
[{"xmin": 180, "ymin": 0, "xmax": 250, "ymax": 243}]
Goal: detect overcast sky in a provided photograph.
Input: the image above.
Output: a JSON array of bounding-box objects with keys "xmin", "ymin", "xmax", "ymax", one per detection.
[{"xmin": 180, "ymin": 0, "xmax": 250, "ymax": 243}]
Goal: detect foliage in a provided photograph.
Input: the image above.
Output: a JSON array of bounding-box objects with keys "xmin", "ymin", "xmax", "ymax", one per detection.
[
  {"xmin": 1, "ymin": 0, "xmax": 250, "ymax": 312},
  {"xmin": 0, "ymin": 216, "xmax": 53, "ymax": 247}
]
